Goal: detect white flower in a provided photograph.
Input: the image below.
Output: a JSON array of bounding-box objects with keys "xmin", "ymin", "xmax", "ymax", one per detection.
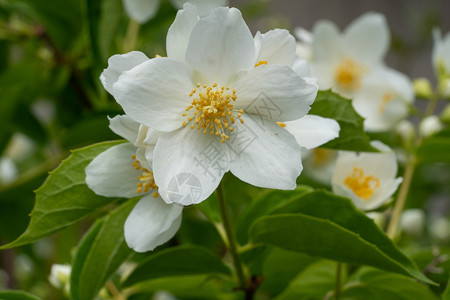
[
  {"xmin": 101, "ymin": 5, "xmax": 341, "ymax": 206},
  {"xmin": 399, "ymin": 209, "xmax": 425, "ymax": 237},
  {"xmin": 122, "ymin": 0, "xmax": 228, "ymax": 23},
  {"xmin": 49, "ymin": 264, "xmax": 71, "ymax": 289},
  {"xmin": 85, "ymin": 115, "xmax": 182, "ymax": 252},
  {"xmin": 301, "ymin": 148, "xmax": 337, "ymax": 185},
  {"xmin": 307, "ymin": 12, "xmax": 414, "ymax": 131},
  {"xmin": 331, "ymin": 141, "xmax": 403, "ymax": 211},
  {"xmin": 430, "ymin": 217, "xmax": 450, "ymax": 242},
  {"xmin": 0, "ymin": 157, "xmax": 18, "ymax": 185},
  {"xmin": 432, "ymin": 28, "xmax": 450, "ymax": 76},
  {"xmin": 419, "ymin": 115, "xmax": 443, "ymax": 138}
]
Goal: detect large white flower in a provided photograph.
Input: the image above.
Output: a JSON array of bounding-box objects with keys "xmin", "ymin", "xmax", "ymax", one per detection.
[
  {"xmin": 307, "ymin": 12, "xmax": 414, "ymax": 131},
  {"xmin": 101, "ymin": 5, "xmax": 330, "ymax": 206},
  {"xmin": 122, "ymin": 0, "xmax": 228, "ymax": 23},
  {"xmin": 331, "ymin": 141, "xmax": 403, "ymax": 211},
  {"xmin": 85, "ymin": 115, "xmax": 182, "ymax": 252}
]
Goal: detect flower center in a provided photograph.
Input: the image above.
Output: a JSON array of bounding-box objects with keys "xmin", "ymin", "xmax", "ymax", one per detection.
[
  {"xmin": 378, "ymin": 93, "xmax": 393, "ymax": 113},
  {"xmin": 255, "ymin": 60, "xmax": 268, "ymax": 67},
  {"xmin": 182, "ymin": 83, "xmax": 244, "ymax": 143},
  {"xmin": 312, "ymin": 148, "xmax": 334, "ymax": 166},
  {"xmin": 131, "ymin": 155, "xmax": 158, "ymax": 197},
  {"xmin": 344, "ymin": 167, "xmax": 380, "ymax": 200},
  {"xmin": 334, "ymin": 58, "xmax": 367, "ymax": 91}
]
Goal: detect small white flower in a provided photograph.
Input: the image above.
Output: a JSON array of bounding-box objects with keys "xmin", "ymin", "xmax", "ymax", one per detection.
[
  {"xmin": 331, "ymin": 141, "xmax": 403, "ymax": 211},
  {"xmin": 307, "ymin": 12, "xmax": 414, "ymax": 131},
  {"xmin": 86, "ymin": 115, "xmax": 182, "ymax": 252},
  {"xmin": 432, "ymin": 28, "xmax": 450, "ymax": 76},
  {"xmin": 301, "ymin": 148, "xmax": 337, "ymax": 185},
  {"xmin": 430, "ymin": 217, "xmax": 450, "ymax": 242},
  {"xmin": 103, "ymin": 5, "xmax": 337, "ymax": 206},
  {"xmin": 49, "ymin": 264, "xmax": 71, "ymax": 289},
  {"xmin": 399, "ymin": 209, "xmax": 425, "ymax": 237},
  {"xmin": 0, "ymin": 157, "xmax": 18, "ymax": 185},
  {"xmin": 419, "ymin": 115, "xmax": 443, "ymax": 138}
]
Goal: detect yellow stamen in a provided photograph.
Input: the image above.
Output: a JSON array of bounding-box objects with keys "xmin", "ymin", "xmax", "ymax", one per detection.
[
  {"xmin": 255, "ymin": 60, "xmax": 268, "ymax": 67},
  {"xmin": 334, "ymin": 58, "xmax": 367, "ymax": 91},
  {"xmin": 131, "ymin": 156, "xmax": 159, "ymax": 197},
  {"xmin": 344, "ymin": 167, "xmax": 380, "ymax": 200},
  {"xmin": 277, "ymin": 122, "xmax": 286, "ymax": 128},
  {"xmin": 378, "ymin": 93, "xmax": 393, "ymax": 113}
]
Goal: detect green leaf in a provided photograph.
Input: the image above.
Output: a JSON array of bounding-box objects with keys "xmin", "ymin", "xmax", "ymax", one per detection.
[
  {"xmin": 70, "ymin": 199, "xmax": 136, "ymax": 300},
  {"xmin": 310, "ymin": 89, "xmax": 376, "ymax": 151},
  {"xmin": 98, "ymin": 0, "xmax": 123, "ymax": 60},
  {"xmin": 236, "ymin": 186, "xmax": 313, "ymax": 244},
  {"xmin": 250, "ymin": 189, "xmax": 433, "ymax": 284},
  {"xmin": 0, "ymin": 141, "xmax": 124, "ymax": 249},
  {"xmin": 123, "ymin": 245, "xmax": 231, "ymax": 287},
  {"xmin": 341, "ymin": 267, "xmax": 439, "ymax": 300},
  {"xmin": 417, "ymin": 135, "xmax": 450, "ymax": 163},
  {"xmin": 0, "ymin": 290, "xmax": 41, "ymax": 300},
  {"xmin": 443, "ymin": 278, "xmax": 450, "ymax": 300},
  {"xmin": 275, "ymin": 260, "xmax": 336, "ymax": 300}
]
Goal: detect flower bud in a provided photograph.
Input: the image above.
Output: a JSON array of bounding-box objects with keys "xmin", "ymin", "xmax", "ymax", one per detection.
[
  {"xmin": 395, "ymin": 120, "xmax": 415, "ymax": 148},
  {"xmin": 440, "ymin": 104, "xmax": 450, "ymax": 123},
  {"xmin": 439, "ymin": 77, "xmax": 450, "ymax": 98},
  {"xmin": 399, "ymin": 209, "xmax": 425, "ymax": 237},
  {"xmin": 413, "ymin": 78, "xmax": 433, "ymax": 99},
  {"xmin": 49, "ymin": 264, "xmax": 71, "ymax": 289},
  {"xmin": 419, "ymin": 115, "xmax": 443, "ymax": 138},
  {"xmin": 430, "ymin": 218, "xmax": 450, "ymax": 243}
]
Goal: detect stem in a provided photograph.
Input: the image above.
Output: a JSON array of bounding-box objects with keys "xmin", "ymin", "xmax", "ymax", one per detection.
[
  {"xmin": 334, "ymin": 262, "xmax": 342, "ymax": 300},
  {"xmin": 105, "ymin": 281, "xmax": 126, "ymax": 300},
  {"xmin": 123, "ymin": 19, "xmax": 140, "ymax": 53},
  {"xmin": 215, "ymin": 183, "xmax": 247, "ymax": 291}
]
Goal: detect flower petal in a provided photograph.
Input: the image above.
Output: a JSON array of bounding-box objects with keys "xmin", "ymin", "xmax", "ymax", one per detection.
[
  {"xmin": 343, "ymin": 12, "xmax": 389, "ymax": 64},
  {"xmin": 170, "ymin": 0, "xmax": 228, "ymax": 16},
  {"xmin": 166, "ymin": 3, "xmax": 199, "ymax": 62},
  {"xmin": 311, "ymin": 20, "xmax": 343, "ymax": 62},
  {"xmin": 100, "ymin": 51, "xmax": 149, "ymax": 95},
  {"xmin": 113, "ymin": 57, "xmax": 194, "ymax": 132},
  {"xmin": 124, "ymin": 194, "xmax": 183, "ymax": 252},
  {"xmin": 229, "ymin": 114, "xmax": 302, "ymax": 190},
  {"xmin": 232, "ymin": 64, "xmax": 317, "ymax": 122},
  {"xmin": 153, "ymin": 129, "xmax": 230, "ymax": 205},
  {"xmin": 85, "ymin": 143, "xmax": 140, "ymax": 198},
  {"xmin": 123, "ymin": 0, "xmax": 161, "ymax": 23},
  {"xmin": 292, "ymin": 59, "xmax": 311, "ymax": 77},
  {"xmin": 254, "ymin": 29, "xmax": 296, "ymax": 67},
  {"xmin": 108, "ymin": 115, "xmax": 140, "ymax": 143},
  {"xmin": 284, "ymin": 115, "xmax": 340, "ymax": 149},
  {"xmin": 185, "ymin": 7, "xmax": 255, "ymax": 83}
]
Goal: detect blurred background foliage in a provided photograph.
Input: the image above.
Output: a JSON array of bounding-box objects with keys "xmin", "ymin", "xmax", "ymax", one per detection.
[{"xmin": 0, "ymin": 0, "xmax": 449, "ymax": 299}]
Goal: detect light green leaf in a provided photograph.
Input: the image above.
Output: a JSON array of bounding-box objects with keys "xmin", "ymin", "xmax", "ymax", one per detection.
[
  {"xmin": 341, "ymin": 267, "xmax": 439, "ymax": 300},
  {"xmin": 250, "ymin": 190, "xmax": 433, "ymax": 284},
  {"xmin": 0, "ymin": 290, "xmax": 41, "ymax": 300},
  {"xmin": 70, "ymin": 199, "xmax": 136, "ymax": 300},
  {"xmin": 236, "ymin": 186, "xmax": 313, "ymax": 244},
  {"xmin": 275, "ymin": 260, "xmax": 335, "ymax": 300},
  {"xmin": 310, "ymin": 89, "xmax": 376, "ymax": 151},
  {"xmin": 417, "ymin": 135, "xmax": 450, "ymax": 163},
  {"xmin": 0, "ymin": 141, "xmax": 124, "ymax": 249},
  {"xmin": 123, "ymin": 245, "xmax": 231, "ymax": 287}
]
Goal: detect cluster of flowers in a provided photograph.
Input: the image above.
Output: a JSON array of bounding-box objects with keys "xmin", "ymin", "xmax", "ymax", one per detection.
[{"xmin": 86, "ymin": 2, "xmax": 450, "ymax": 253}]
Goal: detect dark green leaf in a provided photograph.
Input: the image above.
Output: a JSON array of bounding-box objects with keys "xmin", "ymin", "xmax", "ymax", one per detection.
[
  {"xmin": 0, "ymin": 141, "xmax": 123, "ymax": 249},
  {"xmin": 310, "ymin": 90, "xmax": 376, "ymax": 151},
  {"xmin": 98, "ymin": 0, "xmax": 123, "ymax": 60},
  {"xmin": 417, "ymin": 135, "xmax": 450, "ymax": 163},
  {"xmin": 250, "ymin": 190, "xmax": 433, "ymax": 284},
  {"xmin": 70, "ymin": 199, "xmax": 136, "ymax": 300},
  {"xmin": 123, "ymin": 245, "xmax": 231, "ymax": 287},
  {"xmin": 443, "ymin": 278, "xmax": 450, "ymax": 300},
  {"xmin": 0, "ymin": 290, "xmax": 41, "ymax": 300}
]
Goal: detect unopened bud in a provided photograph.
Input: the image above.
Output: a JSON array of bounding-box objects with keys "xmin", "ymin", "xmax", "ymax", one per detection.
[
  {"xmin": 400, "ymin": 209, "xmax": 425, "ymax": 237},
  {"xmin": 439, "ymin": 77, "xmax": 450, "ymax": 98},
  {"xmin": 49, "ymin": 264, "xmax": 71, "ymax": 289},
  {"xmin": 440, "ymin": 104, "xmax": 450, "ymax": 123},
  {"xmin": 395, "ymin": 120, "xmax": 415, "ymax": 148},
  {"xmin": 413, "ymin": 78, "xmax": 433, "ymax": 99},
  {"xmin": 419, "ymin": 115, "xmax": 443, "ymax": 138},
  {"xmin": 430, "ymin": 218, "xmax": 450, "ymax": 243}
]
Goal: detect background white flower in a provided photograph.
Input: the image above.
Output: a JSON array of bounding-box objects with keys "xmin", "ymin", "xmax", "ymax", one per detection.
[
  {"xmin": 331, "ymin": 141, "xmax": 403, "ymax": 211},
  {"xmin": 86, "ymin": 115, "xmax": 182, "ymax": 252}
]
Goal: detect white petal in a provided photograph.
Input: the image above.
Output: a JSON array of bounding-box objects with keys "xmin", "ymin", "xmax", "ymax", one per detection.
[
  {"xmin": 284, "ymin": 115, "xmax": 340, "ymax": 149},
  {"xmin": 185, "ymin": 7, "xmax": 255, "ymax": 83},
  {"xmin": 343, "ymin": 12, "xmax": 389, "ymax": 64},
  {"xmin": 311, "ymin": 20, "xmax": 343, "ymax": 62},
  {"xmin": 153, "ymin": 129, "xmax": 230, "ymax": 205},
  {"xmin": 232, "ymin": 64, "xmax": 317, "ymax": 121},
  {"xmin": 124, "ymin": 195, "xmax": 183, "ymax": 252},
  {"xmin": 292, "ymin": 59, "xmax": 311, "ymax": 78},
  {"xmin": 108, "ymin": 115, "xmax": 140, "ymax": 143},
  {"xmin": 294, "ymin": 27, "xmax": 313, "ymax": 44},
  {"xmin": 170, "ymin": 0, "xmax": 228, "ymax": 16},
  {"xmin": 100, "ymin": 51, "xmax": 149, "ymax": 95},
  {"xmin": 113, "ymin": 57, "xmax": 194, "ymax": 132},
  {"xmin": 85, "ymin": 143, "xmax": 141, "ymax": 198},
  {"xmin": 166, "ymin": 3, "xmax": 199, "ymax": 62},
  {"xmin": 365, "ymin": 177, "xmax": 402, "ymax": 210},
  {"xmin": 254, "ymin": 29, "xmax": 296, "ymax": 67},
  {"xmin": 123, "ymin": 0, "xmax": 161, "ymax": 23},
  {"xmin": 229, "ymin": 114, "xmax": 303, "ymax": 190}
]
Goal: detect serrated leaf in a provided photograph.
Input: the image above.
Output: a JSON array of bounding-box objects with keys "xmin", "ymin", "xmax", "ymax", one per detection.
[
  {"xmin": 250, "ymin": 190, "xmax": 433, "ymax": 284},
  {"xmin": 417, "ymin": 135, "xmax": 450, "ymax": 163},
  {"xmin": 123, "ymin": 245, "xmax": 231, "ymax": 287},
  {"xmin": 70, "ymin": 199, "xmax": 136, "ymax": 300},
  {"xmin": 0, "ymin": 141, "xmax": 124, "ymax": 249},
  {"xmin": 341, "ymin": 267, "xmax": 439, "ymax": 300},
  {"xmin": 310, "ymin": 89, "xmax": 376, "ymax": 151},
  {"xmin": 236, "ymin": 186, "xmax": 313, "ymax": 244},
  {"xmin": 0, "ymin": 290, "xmax": 41, "ymax": 300}
]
